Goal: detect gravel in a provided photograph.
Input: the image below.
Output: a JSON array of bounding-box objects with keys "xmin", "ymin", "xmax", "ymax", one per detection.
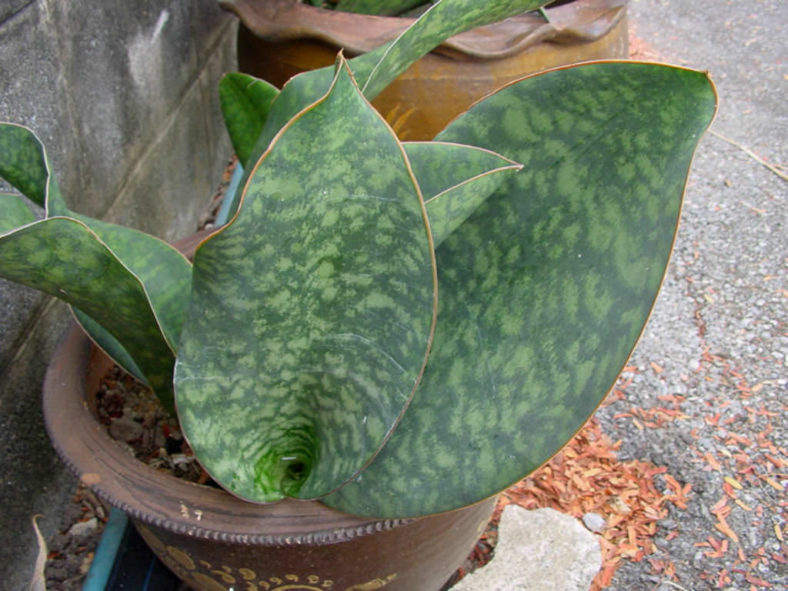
[{"xmin": 593, "ymin": 1, "xmax": 787, "ymax": 589}]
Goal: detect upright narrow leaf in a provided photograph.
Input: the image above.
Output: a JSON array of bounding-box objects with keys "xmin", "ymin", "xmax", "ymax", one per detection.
[
  {"xmin": 355, "ymin": 0, "xmax": 546, "ymax": 98},
  {"xmin": 175, "ymin": 60, "xmax": 437, "ymax": 503},
  {"xmin": 219, "ymin": 72, "xmax": 279, "ymax": 167},
  {"xmin": 325, "ymin": 62, "xmax": 717, "ymax": 517},
  {"xmin": 0, "ymin": 122, "xmax": 66, "ymax": 214},
  {"xmin": 336, "ymin": 0, "xmax": 428, "ymax": 16}
]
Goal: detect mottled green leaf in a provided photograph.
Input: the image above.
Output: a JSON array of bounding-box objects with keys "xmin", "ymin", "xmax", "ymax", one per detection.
[
  {"xmin": 68, "ymin": 215, "xmax": 191, "ymax": 352},
  {"xmin": 0, "ymin": 123, "xmax": 189, "ymax": 410},
  {"xmin": 0, "ymin": 193, "xmax": 35, "ymax": 233},
  {"xmin": 324, "ymin": 62, "xmax": 717, "ymax": 517},
  {"xmin": 404, "ymin": 141, "xmax": 522, "ymax": 247},
  {"xmin": 0, "ymin": 217, "xmax": 177, "ymax": 411},
  {"xmin": 290, "ymin": 0, "xmax": 547, "ymax": 126},
  {"xmin": 175, "ymin": 60, "xmax": 437, "ymax": 503},
  {"xmin": 0, "ymin": 122, "xmax": 67, "ymax": 214},
  {"xmin": 230, "ymin": 0, "xmax": 546, "ymax": 216},
  {"xmin": 219, "ymin": 72, "xmax": 279, "ymax": 167},
  {"xmin": 62, "ymin": 217, "xmax": 190, "ymax": 389}
]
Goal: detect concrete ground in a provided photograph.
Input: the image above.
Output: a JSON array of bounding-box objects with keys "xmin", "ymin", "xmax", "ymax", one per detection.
[{"xmin": 593, "ymin": 0, "xmax": 786, "ymax": 589}]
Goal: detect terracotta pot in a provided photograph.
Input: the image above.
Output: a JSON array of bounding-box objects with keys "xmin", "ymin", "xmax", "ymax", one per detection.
[
  {"xmin": 43, "ymin": 321, "xmax": 496, "ymax": 591},
  {"xmin": 222, "ymin": 0, "xmax": 629, "ymax": 140}
]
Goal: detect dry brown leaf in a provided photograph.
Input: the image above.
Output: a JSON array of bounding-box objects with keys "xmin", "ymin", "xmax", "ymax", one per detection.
[{"xmin": 29, "ymin": 515, "xmax": 47, "ymax": 591}]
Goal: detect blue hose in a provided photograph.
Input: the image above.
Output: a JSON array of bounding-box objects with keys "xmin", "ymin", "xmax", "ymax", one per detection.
[
  {"xmin": 81, "ymin": 508, "xmax": 128, "ymax": 591},
  {"xmin": 215, "ymin": 163, "xmax": 244, "ymax": 227}
]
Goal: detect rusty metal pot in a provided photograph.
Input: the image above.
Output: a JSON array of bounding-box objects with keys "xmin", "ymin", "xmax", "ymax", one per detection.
[
  {"xmin": 43, "ymin": 324, "xmax": 495, "ymax": 591},
  {"xmin": 221, "ymin": 0, "xmax": 629, "ymax": 140}
]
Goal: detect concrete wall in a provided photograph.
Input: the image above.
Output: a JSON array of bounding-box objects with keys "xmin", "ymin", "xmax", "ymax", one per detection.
[{"xmin": 0, "ymin": 1, "xmax": 237, "ymax": 587}]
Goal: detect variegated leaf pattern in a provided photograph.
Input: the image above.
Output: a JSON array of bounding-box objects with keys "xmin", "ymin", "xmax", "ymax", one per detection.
[
  {"xmin": 355, "ymin": 0, "xmax": 547, "ymax": 99},
  {"xmin": 175, "ymin": 60, "xmax": 437, "ymax": 503},
  {"xmin": 66, "ymin": 215, "xmax": 190, "ymax": 353},
  {"xmin": 72, "ymin": 308, "xmax": 146, "ymax": 384},
  {"xmin": 0, "ymin": 122, "xmax": 66, "ymax": 214},
  {"xmin": 228, "ymin": 0, "xmax": 547, "ymax": 217},
  {"xmin": 0, "ymin": 123, "xmax": 190, "ymax": 411},
  {"xmin": 0, "ymin": 193, "xmax": 35, "ymax": 233},
  {"xmin": 404, "ymin": 141, "xmax": 522, "ymax": 247},
  {"xmin": 0, "ymin": 217, "xmax": 178, "ymax": 409},
  {"xmin": 324, "ymin": 62, "xmax": 717, "ymax": 517},
  {"xmin": 334, "ymin": 0, "xmax": 426, "ymax": 16}
]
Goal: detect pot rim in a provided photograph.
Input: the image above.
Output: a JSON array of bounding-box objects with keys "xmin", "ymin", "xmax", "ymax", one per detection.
[{"xmin": 43, "ymin": 324, "xmax": 410, "ymax": 545}]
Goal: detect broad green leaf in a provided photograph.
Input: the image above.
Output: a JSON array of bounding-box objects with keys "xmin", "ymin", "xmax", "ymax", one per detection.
[
  {"xmin": 219, "ymin": 72, "xmax": 279, "ymax": 168},
  {"xmin": 336, "ymin": 0, "xmax": 427, "ymax": 16},
  {"xmin": 324, "ymin": 62, "xmax": 717, "ymax": 517},
  {"xmin": 63, "ymin": 217, "xmax": 190, "ymax": 388},
  {"xmin": 0, "ymin": 193, "xmax": 35, "ymax": 233},
  {"xmin": 230, "ymin": 0, "xmax": 547, "ymax": 216},
  {"xmin": 68, "ymin": 216, "xmax": 191, "ymax": 352},
  {"xmin": 403, "ymin": 141, "xmax": 522, "ymax": 247},
  {"xmin": 0, "ymin": 124, "xmax": 190, "ymax": 349},
  {"xmin": 175, "ymin": 60, "xmax": 437, "ymax": 504},
  {"xmin": 0, "ymin": 123, "xmax": 67, "ymax": 214},
  {"xmin": 0, "ymin": 217, "xmax": 178, "ymax": 412},
  {"xmin": 0, "ymin": 123, "xmax": 189, "ymax": 409}
]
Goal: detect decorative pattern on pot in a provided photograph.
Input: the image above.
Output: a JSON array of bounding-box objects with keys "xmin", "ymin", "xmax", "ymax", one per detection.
[
  {"xmin": 126, "ymin": 499, "xmax": 493, "ymax": 591},
  {"xmin": 138, "ymin": 522, "xmax": 397, "ymax": 591}
]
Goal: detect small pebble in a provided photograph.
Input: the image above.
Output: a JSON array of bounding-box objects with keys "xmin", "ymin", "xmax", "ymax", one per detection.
[
  {"xmin": 67, "ymin": 517, "xmax": 98, "ymax": 538},
  {"xmin": 582, "ymin": 512, "xmax": 606, "ymax": 533},
  {"xmin": 108, "ymin": 416, "xmax": 143, "ymax": 442}
]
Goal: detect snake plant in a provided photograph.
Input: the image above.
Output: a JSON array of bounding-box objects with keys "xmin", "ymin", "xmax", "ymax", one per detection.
[{"xmin": 0, "ymin": 0, "xmax": 716, "ymax": 518}]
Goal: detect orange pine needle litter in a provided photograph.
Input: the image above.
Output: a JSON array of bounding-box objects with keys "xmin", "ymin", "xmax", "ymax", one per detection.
[{"xmin": 460, "ymin": 418, "xmax": 688, "ymax": 590}]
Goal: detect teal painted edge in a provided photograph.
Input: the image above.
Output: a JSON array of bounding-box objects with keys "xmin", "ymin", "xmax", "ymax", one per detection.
[
  {"xmin": 81, "ymin": 508, "xmax": 128, "ymax": 591},
  {"xmin": 215, "ymin": 164, "xmax": 244, "ymax": 227}
]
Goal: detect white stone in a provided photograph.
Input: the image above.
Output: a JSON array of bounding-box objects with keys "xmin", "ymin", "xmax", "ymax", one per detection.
[{"xmin": 450, "ymin": 506, "xmax": 602, "ymax": 591}]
